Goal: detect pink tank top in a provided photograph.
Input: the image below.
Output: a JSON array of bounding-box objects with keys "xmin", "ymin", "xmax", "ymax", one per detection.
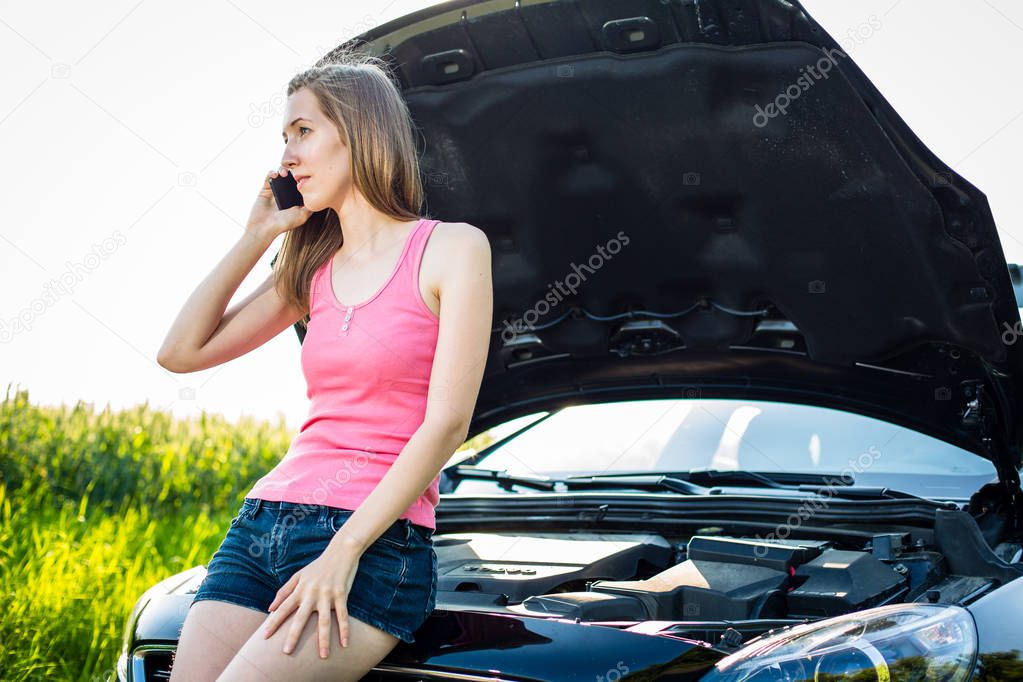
[{"xmin": 246, "ymin": 218, "xmax": 442, "ymax": 529}]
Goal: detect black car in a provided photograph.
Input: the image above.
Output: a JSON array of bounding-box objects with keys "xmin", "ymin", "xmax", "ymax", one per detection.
[{"xmin": 118, "ymin": 0, "xmax": 1023, "ymax": 680}]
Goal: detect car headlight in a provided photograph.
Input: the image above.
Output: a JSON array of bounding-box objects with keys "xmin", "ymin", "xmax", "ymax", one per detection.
[{"xmin": 700, "ymin": 603, "xmax": 977, "ymax": 682}]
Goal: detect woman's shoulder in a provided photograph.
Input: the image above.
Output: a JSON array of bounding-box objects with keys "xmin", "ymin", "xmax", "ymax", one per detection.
[
  {"xmin": 426, "ymin": 220, "xmax": 489, "ymax": 253},
  {"xmin": 418, "ymin": 221, "xmax": 491, "ymax": 310},
  {"xmin": 421, "ymin": 221, "xmax": 490, "ymax": 277}
]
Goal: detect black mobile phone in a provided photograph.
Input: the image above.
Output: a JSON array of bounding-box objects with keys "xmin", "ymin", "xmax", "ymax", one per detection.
[{"xmin": 268, "ymin": 170, "xmax": 304, "ymax": 210}]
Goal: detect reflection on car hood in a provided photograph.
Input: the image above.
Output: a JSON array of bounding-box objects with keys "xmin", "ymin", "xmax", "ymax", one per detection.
[{"xmin": 303, "ymin": 0, "xmax": 1023, "ymax": 483}]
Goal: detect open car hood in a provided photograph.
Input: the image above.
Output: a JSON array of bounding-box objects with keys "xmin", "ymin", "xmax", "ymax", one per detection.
[{"xmin": 289, "ymin": 0, "xmax": 1023, "ymax": 489}]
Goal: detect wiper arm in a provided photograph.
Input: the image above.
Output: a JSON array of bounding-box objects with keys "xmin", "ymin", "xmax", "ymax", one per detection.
[
  {"xmin": 567, "ymin": 470, "xmax": 955, "ymax": 506},
  {"xmin": 567, "ymin": 469, "xmax": 841, "ymax": 490},
  {"xmin": 680, "ymin": 472, "xmax": 949, "ymax": 506},
  {"xmin": 559, "ymin": 474, "xmax": 709, "ymax": 495},
  {"xmin": 680, "ymin": 469, "xmax": 791, "ymax": 489},
  {"xmin": 796, "ymin": 485, "xmax": 958, "ymax": 507},
  {"xmin": 443, "ymin": 465, "xmax": 558, "ymax": 492},
  {"xmin": 445, "ymin": 466, "xmax": 709, "ymax": 495}
]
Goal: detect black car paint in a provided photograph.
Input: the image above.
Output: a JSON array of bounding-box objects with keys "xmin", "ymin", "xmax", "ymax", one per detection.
[{"xmin": 125, "ymin": 587, "xmax": 723, "ymax": 681}]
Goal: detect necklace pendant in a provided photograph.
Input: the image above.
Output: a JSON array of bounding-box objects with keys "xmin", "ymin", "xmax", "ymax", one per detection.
[{"xmin": 340, "ymin": 306, "xmax": 353, "ymax": 336}]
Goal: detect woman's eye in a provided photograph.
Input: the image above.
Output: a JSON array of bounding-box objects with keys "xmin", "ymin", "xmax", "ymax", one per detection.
[{"xmin": 283, "ymin": 127, "xmax": 310, "ymax": 144}]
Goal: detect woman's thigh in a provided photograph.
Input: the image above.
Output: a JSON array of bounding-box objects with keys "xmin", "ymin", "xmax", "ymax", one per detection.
[
  {"xmin": 216, "ymin": 608, "xmax": 400, "ymax": 682},
  {"xmin": 216, "ymin": 503, "xmax": 420, "ymax": 680},
  {"xmin": 190, "ymin": 497, "xmax": 279, "ymax": 613},
  {"xmin": 170, "ymin": 598, "xmax": 271, "ymax": 682}
]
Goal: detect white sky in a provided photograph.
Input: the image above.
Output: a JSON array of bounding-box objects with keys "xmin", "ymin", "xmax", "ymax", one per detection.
[{"xmin": 2, "ymin": 0, "xmax": 1022, "ymax": 431}]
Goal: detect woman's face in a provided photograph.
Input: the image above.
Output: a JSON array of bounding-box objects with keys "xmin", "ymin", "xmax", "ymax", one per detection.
[{"xmin": 280, "ymin": 87, "xmax": 350, "ymax": 212}]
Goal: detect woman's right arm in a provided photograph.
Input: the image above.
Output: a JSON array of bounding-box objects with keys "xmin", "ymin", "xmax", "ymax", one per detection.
[{"xmin": 157, "ymin": 169, "xmax": 313, "ymax": 373}]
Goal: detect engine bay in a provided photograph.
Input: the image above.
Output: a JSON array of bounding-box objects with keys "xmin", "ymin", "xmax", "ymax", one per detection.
[{"xmin": 431, "ymin": 512, "xmax": 1022, "ymax": 644}]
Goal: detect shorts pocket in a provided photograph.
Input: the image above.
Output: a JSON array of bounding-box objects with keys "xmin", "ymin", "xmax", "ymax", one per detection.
[
  {"xmin": 227, "ymin": 502, "xmax": 252, "ymax": 529},
  {"xmin": 330, "ymin": 513, "xmax": 410, "ymax": 549},
  {"xmin": 409, "ymin": 522, "xmax": 434, "ymax": 546},
  {"xmin": 375, "ymin": 525, "xmax": 410, "ymax": 549},
  {"xmin": 325, "ymin": 509, "xmax": 354, "ymax": 535}
]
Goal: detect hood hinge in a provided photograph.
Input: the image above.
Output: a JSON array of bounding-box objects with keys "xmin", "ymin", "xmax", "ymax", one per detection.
[
  {"xmin": 960, "ymin": 380, "xmax": 992, "ymax": 454},
  {"xmin": 961, "ymin": 379, "xmax": 1023, "ymax": 533}
]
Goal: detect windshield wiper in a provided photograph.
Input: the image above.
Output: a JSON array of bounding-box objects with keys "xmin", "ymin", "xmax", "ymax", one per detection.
[
  {"xmin": 442, "ymin": 465, "xmax": 559, "ymax": 492},
  {"xmin": 559, "ymin": 474, "xmax": 709, "ymax": 495},
  {"xmin": 675, "ymin": 472, "xmax": 951, "ymax": 505},
  {"xmin": 444, "ymin": 466, "xmax": 709, "ymax": 494},
  {"xmin": 445, "ymin": 466, "xmax": 955, "ymax": 506},
  {"xmin": 571, "ymin": 470, "xmax": 954, "ymax": 505},
  {"xmin": 446, "ymin": 467, "xmax": 847, "ymax": 495},
  {"xmin": 566, "ymin": 469, "xmax": 842, "ymax": 490},
  {"xmin": 795, "ymin": 484, "xmax": 958, "ymax": 506}
]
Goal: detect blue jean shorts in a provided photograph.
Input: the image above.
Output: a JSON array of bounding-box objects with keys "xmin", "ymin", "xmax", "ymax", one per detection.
[{"xmin": 190, "ymin": 497, "xmax": 437, "ymax": 644}]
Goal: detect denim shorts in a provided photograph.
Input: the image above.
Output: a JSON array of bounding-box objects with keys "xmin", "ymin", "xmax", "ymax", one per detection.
[{"xmin": 190, "ymin": 497, "xmax": 437, "ymax": 644}]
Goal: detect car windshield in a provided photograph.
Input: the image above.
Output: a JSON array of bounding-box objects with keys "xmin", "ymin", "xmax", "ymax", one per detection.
[{"xmin": 464, "ymin": 398, "xmax": 998, "ymax": 501}]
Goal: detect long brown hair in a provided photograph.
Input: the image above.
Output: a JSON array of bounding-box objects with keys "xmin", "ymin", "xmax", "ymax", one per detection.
[{"xmin": 272, "ymin": 48, "xmax": 426, "ymax": 329}]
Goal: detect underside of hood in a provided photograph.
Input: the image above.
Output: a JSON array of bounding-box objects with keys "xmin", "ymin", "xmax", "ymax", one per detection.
[{"xmin": 307, "ymin": 0, "xmax": 1023, "ymax": 479}]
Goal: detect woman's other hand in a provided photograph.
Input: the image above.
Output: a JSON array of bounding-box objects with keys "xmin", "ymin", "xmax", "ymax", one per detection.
[{"xmin": 261, "ymin": 547, "xmax": 360, "ymax": 658}]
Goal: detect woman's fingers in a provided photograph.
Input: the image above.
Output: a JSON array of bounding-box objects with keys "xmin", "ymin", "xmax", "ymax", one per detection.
[
  {"xmin": 263, "ymin": 577, "xmax": 299, "ymax": 638},
  {"xmin": 264, "ymin": 592, "xmax": 297, "ymax": 640},
  {"xmin": 318, "ymin": 594, "xmax": 333, "ymax": 658},
  {"xmin": 334, "ymin": 595, "xmax": 350, "ymax": 648},
  {"xmin": 267, "ymin": 574, "xmax": 297, "ymax": 616},
  {"xmin": 283, "ymin": 602, "xmax": 313, "ymax": 655}
]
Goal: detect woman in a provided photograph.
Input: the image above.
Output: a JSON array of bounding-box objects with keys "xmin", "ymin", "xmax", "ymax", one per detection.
[{"xmin": 161, "ymin": 50, "xmax": 493, "ymax": 681}]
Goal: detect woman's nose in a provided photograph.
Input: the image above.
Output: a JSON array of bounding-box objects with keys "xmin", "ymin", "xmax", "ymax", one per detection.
[{"xmin": 280, "ymin": 147, "xmax": 298, "ymax": 173}]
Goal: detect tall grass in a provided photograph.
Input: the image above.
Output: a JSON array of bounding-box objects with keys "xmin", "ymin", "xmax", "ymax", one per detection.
[
  {"xmin": 1, "ymin": 383, "xmax": 294, "ymax": 516},
  {"xmin": 0, "ymin": 384, "xmax": 489, "ymax": 681}
]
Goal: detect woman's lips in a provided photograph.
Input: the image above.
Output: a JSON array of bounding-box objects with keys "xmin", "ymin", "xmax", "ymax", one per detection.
[{"xmin": 296, "ymin": 176, "xmax": 310, "ymax": 190}]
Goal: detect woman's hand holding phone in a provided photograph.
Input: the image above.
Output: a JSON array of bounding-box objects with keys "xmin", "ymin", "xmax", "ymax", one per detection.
[{"xmin": 245, "ymin": 168, "xmax": 313, "ymax": 243}]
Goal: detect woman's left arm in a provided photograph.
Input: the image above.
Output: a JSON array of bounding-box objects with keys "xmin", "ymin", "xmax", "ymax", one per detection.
[
  {"xmin": 261, "ymin": 222, "xmax": 493, "ymax": 656},
  {"xmin": 329, "ymin": 222, "xmax": 493, "ymax": 555}
]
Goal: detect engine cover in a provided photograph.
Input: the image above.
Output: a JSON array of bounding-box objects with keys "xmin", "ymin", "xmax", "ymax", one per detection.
[
  {"xmin": 435, "ymin": 531, "xmax": 674, "ymax": 605},
  {"xmin": 787, "ymin": 550, "xmax": 907, "ymax": 617}
]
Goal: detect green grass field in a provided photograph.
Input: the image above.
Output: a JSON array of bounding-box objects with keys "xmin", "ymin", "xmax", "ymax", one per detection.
[{"xmin": 0, "ymin": 384, "xmax": 488, "ymax": 681}]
